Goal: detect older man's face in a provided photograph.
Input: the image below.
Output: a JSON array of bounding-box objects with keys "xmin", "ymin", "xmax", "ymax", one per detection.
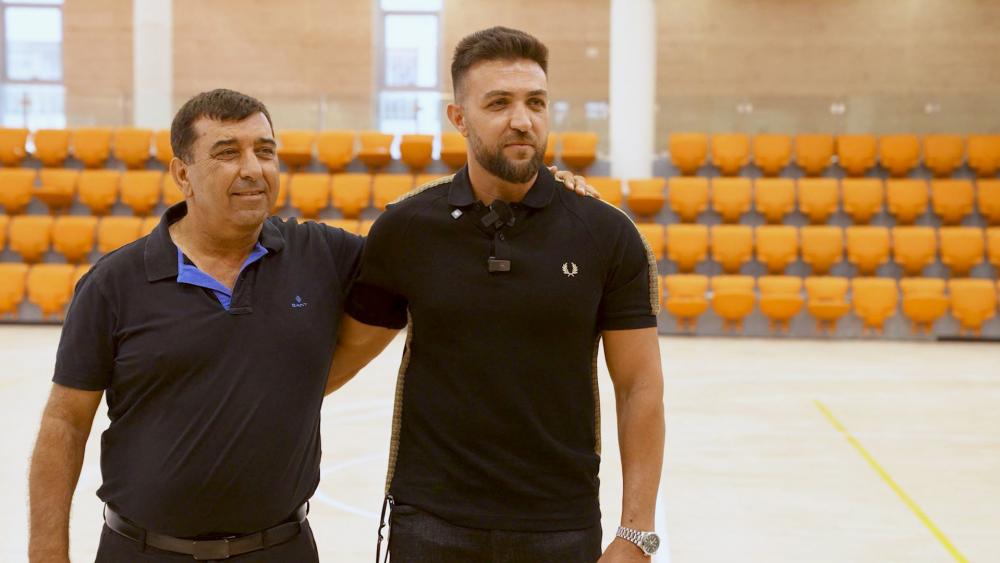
[
  {"xmin": 458, "ymin": 58, "xmax": 549, "ymax": 184},
  {"xmin": 183, "ymin": 112, "xmax": 279, "ymax": 230}
]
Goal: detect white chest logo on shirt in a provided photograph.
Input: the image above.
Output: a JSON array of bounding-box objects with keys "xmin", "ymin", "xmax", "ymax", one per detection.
[{"xmin": 562, "ymin": 262, "xmax": 579, "ymax": 277}]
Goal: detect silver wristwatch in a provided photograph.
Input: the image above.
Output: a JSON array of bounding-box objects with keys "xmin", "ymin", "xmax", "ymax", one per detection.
[{"xmin": 616, "ymin": 526, "xmax": 661, "ymax": 557}]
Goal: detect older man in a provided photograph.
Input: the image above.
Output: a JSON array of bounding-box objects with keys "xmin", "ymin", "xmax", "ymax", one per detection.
[
  {"xmin": 27, "ymin": 89, "xmax": 592, "ymax": 562},
  {"xmin": 333, "ymin": 27, "xmax": 665, "ymax": 563}
]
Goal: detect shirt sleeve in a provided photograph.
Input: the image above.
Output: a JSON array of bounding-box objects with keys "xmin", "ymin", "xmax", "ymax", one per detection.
[
  {"xmin": 344, "ymin": 211, "xmax": 409, "ymax": 329},
  {"xmin": 52, "ymin": 269, "xmax": 117, "ymax": 390},
  {"xmin": 318, "ymin": 223, "xmax": 365, "ymax": 297},
  {"xmin": 598, "ymin": 220, "xmax": 660, "ymax": 331}
]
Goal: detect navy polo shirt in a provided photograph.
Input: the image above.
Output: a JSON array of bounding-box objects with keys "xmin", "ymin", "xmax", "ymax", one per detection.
[
  {"xmin": 52, "ymin": 202, "xmax": 363, "ymax": 537},
  {"xmin": 346, "ymin": 166, "xmax": 659, "ymax": 531}
]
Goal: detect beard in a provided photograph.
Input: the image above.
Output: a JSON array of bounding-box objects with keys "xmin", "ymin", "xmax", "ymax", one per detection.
[{"xmin": 467, "ymin": 125, "xmax": 546, "ymax": 184}]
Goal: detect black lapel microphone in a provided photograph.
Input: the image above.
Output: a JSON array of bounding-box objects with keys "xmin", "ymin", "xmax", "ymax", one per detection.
[
  {"xmin": 483, "ymin": 200, "xmax": 515, "ymax": 273},
  {"xmin": 481, "ymin": 199, "xmax": 516, "ymax": 229}
]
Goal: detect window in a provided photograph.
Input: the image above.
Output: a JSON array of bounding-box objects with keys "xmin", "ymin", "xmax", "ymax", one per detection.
[
  {"xmin": 377, "ymin": 0, "xmax": 442, "ymax": 156},
  {"xmin": 1, "ymin": 0, "xmax": 65, "ymax": 128}
]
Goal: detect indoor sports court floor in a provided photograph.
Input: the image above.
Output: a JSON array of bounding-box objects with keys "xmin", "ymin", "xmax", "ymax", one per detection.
[{"xmin": 1, "ymin": 326, "xmax": 997, "ymax": 562}]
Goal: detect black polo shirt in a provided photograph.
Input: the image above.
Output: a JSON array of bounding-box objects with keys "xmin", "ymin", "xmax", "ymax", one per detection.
[
  {"xmin": 346, "ymin": 166, "xmax": 659, "ymax": 531},
  {"xmin": 52, "ymin": 202, "xmax": 363, "ymax": 537}
]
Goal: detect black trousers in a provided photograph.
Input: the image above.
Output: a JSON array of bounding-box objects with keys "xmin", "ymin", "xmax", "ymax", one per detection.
[
  {"xmin": 94, "ymin": 520, "xmax": 319, "ymax": 563},
  {"xmin": 387, "ymin": 504, "xmax": 603, "ymax": 563}
]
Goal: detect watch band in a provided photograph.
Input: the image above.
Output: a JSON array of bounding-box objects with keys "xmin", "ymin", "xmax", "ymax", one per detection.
[{"xmin": 616, "ymin": 526, "xmax": 657, "ymax": 556}]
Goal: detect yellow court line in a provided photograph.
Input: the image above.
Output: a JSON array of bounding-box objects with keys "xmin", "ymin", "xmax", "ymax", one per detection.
[{"xmin": 813, "ymin": 400, "xmax": 969, "ymax": 563}]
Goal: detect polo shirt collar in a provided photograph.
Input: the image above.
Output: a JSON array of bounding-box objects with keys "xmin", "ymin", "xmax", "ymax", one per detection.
[
  {"xmin": 447, "ymin": 165, "xmax": 556, "ymax": 209},
  {"xmin": 144, "ymin": 202, "xmax": 286, "ymax": 282}
]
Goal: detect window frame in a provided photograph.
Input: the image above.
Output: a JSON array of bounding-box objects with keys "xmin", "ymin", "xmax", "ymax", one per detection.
[{"xmin": 0, "ymin": 1, "xmax": 64, "ymax": 85}]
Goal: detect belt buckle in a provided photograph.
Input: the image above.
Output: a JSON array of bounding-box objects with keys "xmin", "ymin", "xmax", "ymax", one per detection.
[{"xmin": 192, "ymin": 538, "xmax": 231, "ymax": 560}]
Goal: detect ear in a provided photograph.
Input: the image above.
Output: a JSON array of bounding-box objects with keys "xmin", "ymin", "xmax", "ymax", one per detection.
[
  {"xmin": 446, "ymin": 103, "xmax": 468, "ymax": 137},
  {"xmin": 169, "ymin": 157, "xmax": 195, "ymax": 198}
]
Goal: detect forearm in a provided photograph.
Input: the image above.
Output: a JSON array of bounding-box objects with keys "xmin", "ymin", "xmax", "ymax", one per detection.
[
  {"xmin": 325, "ymin": 317, "xmax": 399, "ymax": 396},
  {"xmin": 29, "ymin": 416, "xmax": 89, "ymax": 562},
  {"xmin": 616, "ymin": 380, "xmax": 665, "ymax": 530}
]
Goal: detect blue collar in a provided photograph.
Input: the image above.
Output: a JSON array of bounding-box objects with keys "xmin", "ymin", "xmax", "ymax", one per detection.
[{"xmin": 176, "ymin": 243, "xmax": 268, "ymax": 310}]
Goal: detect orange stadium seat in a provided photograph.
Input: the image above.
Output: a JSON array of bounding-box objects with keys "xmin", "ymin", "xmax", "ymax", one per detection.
[
  {"xmin": 841, "ymin": 178, "xmax": 884, "ymax": 223},
  {"xmin": 400, "ymin": 134, "xmax": 434, "ymax": 172},
  {"xmin": 988, "ymin": 227, "xmax": 1000, "ymax": 270},
  {"xmin": 923, "ymin": 134, "xmax": 964, "ymax": 178},
  {"xmin": 939, "ymin": 227, "xmax": 984, "ymax": 277},
  {"xmin": 331, "ymin": 173, "xmax": 372, "ymax": 219},
  {"xmin": 586, "ymin": 177, "xmax": 623, "ymax": 208},
  {"xmin": 289, "ymin": 173, "xmax": 331, "ymax": 218},
  {"xmin": 892, "ymin": 226, "xmax": 937, "ymax": 276},
  {"xmin": 755, "ymin": 225, "xmax": 798, "ymax": 274},
  {"xmin": 77, "ymin": 170, "xmax": 121, "ymax": 215},
  {"xmin": 851, "ymin": 277, "xmax": 898, "ymax": 335},
  {"xmin": 439, "ymin": 132, "xmax": 467, "ymax": 169},
  {"xmin": 794, "ymin": 134, "xmax": 834, "ymax": 176},
  {"xmin": 667, "ymin": 177, "xmax": 708, "ymax": 222},
  {"xmin": 0, "ymin": 262, "xmax": 28, "ymax": 316},
  {"xmin": 626, "ymin": 178, "xmax": 666, "ymax": 217},
  {"xmin": 543, "ymin": 136, "xmax": 556, "ymax": 166},
  {"xmin": 9, "ymin": 215, "xmax": 53, "ymax": 262},
  {"xmin": 886, "ymin": 179, "xmax": 928, "ymax": 224},
  {"xmin": 120, "ymin": 170, "xmax": 163, "ymax": 216},
  {"xmin": 277, "ymin": 130, "xmax": 316, "ymax": 168},
  {"xmin": 272, "ymin": 173, "xmax": 289, "ymax": 213},
  {"xmin": 948, "ymin": 278, "xmax": 997, "ymax": 336},
  {"xmin": 846, "ymin": 225, "xmax": 890, "ymax": 275},
  {"xmin": 153, "ymin": 129, "xmax": 173, "ymax": 166},
  {"xmin": 0, "ymin": 168, "xmax": 36, "ymax": 214},
  {"xmin": 836, "ymin": 134, "xmax": 877, "ymax": 177},
  {"xmin": 711, "ymin": 224, "xmax": 753, "ymax": 274},
  {"xmin": 358, "ymin": 132, "xmax": 393, "ymax": 170},
  {"xmin": 668, "ymin": 133, "xmax": 708, "ymax": 175},
  {"xmin": 52, "ymin": 216, "xmax": 98, "ymax": 263},
  {"xmin": 805, "ymin": 276, "xmax": 850, "ymax": 334},
  {"xmin": 0, "ymin": 128, "xmax": 29, "ymax": 166},
  {"xmin": 801, "ymin": 225, "xmax": 843, "ymax": 275},
  {"xmin": 930, "ymin": 179, "xmax": 974, "ymax": 225},
  {"xmin": 758, "ymin": 276, "xmax": 804, "ymax": 333},
  {"xmin": 0, "ymin": 214, "xmax": 7, "ymax": 249},
  {"xmin": 754, "ymin": 178, "xmax": 795, "ymax": 224},
  {"xmin": 711, "ymin": 177, "xmax": 752, "ymax": 223},
  {"xmin": 900, "ymin": 278, "xmax": 949, "ymax": 335},
  {"xmin": 359, "ymin": 219, "xmax": 376, "ymax": 237},
  {"xmin": 140, "ymin": 216, "xmax": 159, "ymax": 236},
  {"xmin": 97, "ymin": 216, "xmax": 143, "ymax": 254},
  {"xmin": 162, "ymin": 174, "xmax": 185, "ymax": 207},
  {"xmin": 978, "ymin": 180, "xmax": 1000, "ymax": 225},
  {"xmin": 27, "ymin": 263, "xmax": 75, "ymax": 317},
  {"xmin": 711, "ymin": 133, "xmax": 750, "ymax": 176},
  {"xmin": 663, "ymin": 274, "xmax": 709, "ymax": 331},
  {"xmin": 319, "ymin": 218, "xmax": 361, "ymax": 235},
  {"xmin": 560, "ymin": 131, "xmax": 599, "ymax": 170},
  {"xmin": 72, "ymin": 127, "xmax": 113, "ymax": 168},
  {"xmin": 636, "ymin": 223, "xmax": 665, "ymax": 260},
  {"xmin": 317, "ymin": 130, "xmax": 356, "ymax": 172},
  {"xmin": 752, "ymin": 134, "xmax": 791, "ymax": 176},
  {"xmin": 373, "ymin": 174, "xmax": 414, "ymax": 210},
  {"xmin": 878, "ymin": 134, "xmax": 920, "ymax": 177},
  {"xmin": 113, "ymin": 127, "xmax": 153, "ymax": 169},
  {"xmin": 711, "ymin": 275, "xmax": 755, "ymax": 333},
  {"xmin": 797, "ymin": 178, "xmax": 839, "ymax": 224},
  {"xmin": 71, "ymin": 263, "xmax": 91, "ymax": 291},
  {"xmin": 36, "ymin": 168, "xmax": 79, "ymax": 212},
  {"xmin": 968, "ymin": 134, "xmax": 1000, "ymax": 177},
  {"xmin": 666, "ymin": 224, "xmax": 708, "ymax": 272},
  {"xmin": 33, "ymin": 129, "xmax": 70, "ymax": 167}
]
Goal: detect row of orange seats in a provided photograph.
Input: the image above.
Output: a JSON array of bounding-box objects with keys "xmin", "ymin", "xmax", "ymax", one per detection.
[
  {"xmin": 0, "ymin": 168, "xmax": 184, "ymax": 215},
  {"xmin": 274, "ymin": 173, "xmax": 447, "ymax": 218},
  {"xmin": 668, "ymin": 133, "xmax": 1000, "ymax": 178},
  {"xmin": 0, "ymin": 215, "xmax": 159, "ymax": 262},
  {"xmin": 0, "ymin": 262, "xmax": 90, "ymax": 318},
  {"xmin": 0, "ymin": 128, "xmax": 174, "ymax": 169},
  {"xmin": 638, "ymin": 224, "xmax": 1000, "ymax": 277},
  {"xmin": 610, "ymin": 176, "xmax": 1000, "ymax": 224},
  {"xmin": 661, "ymin": 275, "xmax": 999, "ymax": 337}
]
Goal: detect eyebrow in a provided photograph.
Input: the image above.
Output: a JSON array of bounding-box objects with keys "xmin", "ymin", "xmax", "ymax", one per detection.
[{"xmin": 482, "ymin": 89, "xmax": 548, "ymax": 99}]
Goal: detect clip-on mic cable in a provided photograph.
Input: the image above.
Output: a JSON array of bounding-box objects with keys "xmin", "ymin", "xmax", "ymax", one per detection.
[{"xmin": 483, "ymin": 200, "xmax": 515, "ymax": 273}]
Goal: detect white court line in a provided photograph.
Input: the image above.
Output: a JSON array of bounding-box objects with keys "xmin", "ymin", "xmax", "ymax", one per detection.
[
  {"xmin": 311, "ymin": 490, "xmax": 380, "ymax": 520},
  {"xmin": 320, "ymin": 453, "xmax": 386, "ymax": 479}
]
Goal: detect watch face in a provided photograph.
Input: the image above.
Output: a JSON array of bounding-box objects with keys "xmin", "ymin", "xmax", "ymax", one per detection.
[{"xmin": 641, "ymin": 533, "xmax": 661, "ymax": 554}]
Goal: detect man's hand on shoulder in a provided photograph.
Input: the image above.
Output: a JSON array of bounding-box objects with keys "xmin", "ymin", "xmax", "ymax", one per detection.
[{"xmin": 550, "ymin": 166, "xmax": 601, "ymax": 199}]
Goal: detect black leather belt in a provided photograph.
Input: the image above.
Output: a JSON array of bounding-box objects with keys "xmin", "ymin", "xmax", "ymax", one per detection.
[{"xmin": 103, "ymin": 503, "xmax": 308, "ymax": 560}]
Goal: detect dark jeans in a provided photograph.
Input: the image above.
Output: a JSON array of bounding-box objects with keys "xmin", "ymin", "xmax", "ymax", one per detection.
[
  {"xmin": 94, "ymin": 520, "xmax": 319, "ymax": 563},
  {"xmin": 388, "ymin": 504, "xmax": 602, "ymax": 563}
]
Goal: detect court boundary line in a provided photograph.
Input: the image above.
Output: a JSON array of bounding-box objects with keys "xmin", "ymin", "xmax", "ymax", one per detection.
[{"xmin": 813, "ymin": 400, "xmax": 969, "ymax": 563}]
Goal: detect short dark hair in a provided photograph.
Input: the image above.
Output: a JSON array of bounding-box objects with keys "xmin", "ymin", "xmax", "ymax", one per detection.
[
  {"xmin": 451, "ymin": 26, "xmax": 548, "ymax": 99},
  {"xmin": 170, "ymin": 88, "xmax": 274, "ymax": 162}
]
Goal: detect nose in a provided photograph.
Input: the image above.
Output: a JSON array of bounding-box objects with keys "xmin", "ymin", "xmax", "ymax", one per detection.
[
  {"xmin": 509, "ymin": 102, "xmax": 532, "ymax": 133},
  {"xmin": 239, "ymin": 147, "xmax": 264, "ymax": 182}
]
